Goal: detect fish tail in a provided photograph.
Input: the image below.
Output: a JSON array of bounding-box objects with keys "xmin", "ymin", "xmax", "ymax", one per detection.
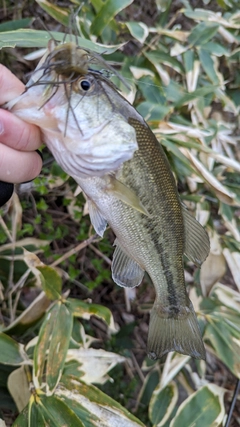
[{"xmin": 147, "ymin": 300, "xmax": 206, "ymax": 360}]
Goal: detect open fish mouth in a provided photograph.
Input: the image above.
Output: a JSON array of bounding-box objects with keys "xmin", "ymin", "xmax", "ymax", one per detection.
[{"xmin": 7, "ymin": 39, "xmax": 138, "ymax": 178}]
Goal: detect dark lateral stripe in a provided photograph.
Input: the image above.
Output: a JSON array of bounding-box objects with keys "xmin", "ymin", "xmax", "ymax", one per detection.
[{"xmin": 154, "ymin": 240, "xmax": 179, "ymax": 314}]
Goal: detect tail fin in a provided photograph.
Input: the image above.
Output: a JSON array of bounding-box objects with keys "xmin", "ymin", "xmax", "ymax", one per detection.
[{"xmin": 147, "ymin": 301, "xmax": 206, "ymax": 360}]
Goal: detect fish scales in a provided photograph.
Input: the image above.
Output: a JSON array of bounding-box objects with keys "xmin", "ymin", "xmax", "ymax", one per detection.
[
  {"xmin": 5, "ymin": 42, "xmax": 210, "ymax": 360},
  {"xmin": 118, "ymin": 118, "xmax": 186, "ymax": 309}
]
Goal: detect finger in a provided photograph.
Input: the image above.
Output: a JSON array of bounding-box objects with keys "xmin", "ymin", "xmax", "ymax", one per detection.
[
  {"xmin": 0, "ymin": 109, "xmax": 41, "ymax": 152},
  {"xmin": 0, "ymin": 144, "xmax": 42, "ymax": 183},
  {"xmin": 0, "ymin": 64, "xmax": 25, "ymax": 104},
  {"xmin": 0, "ymin": 181, "xmax": 14, "ymax": 208}
]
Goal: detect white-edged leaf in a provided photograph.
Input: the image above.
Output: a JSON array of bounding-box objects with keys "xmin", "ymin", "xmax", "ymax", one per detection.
[
  {"xmin": 0, "ymin": 29, "xmax": 125, "ymax": 53},
  {"xmin": 0, "ymin": 333, "xmax": 28, "ymax": 366},
  {"xmin": 170, "ymin": 384, "xmax": 225, "ymax": 427},
  {"xmin": 0, "ymin": 238, "xmax": 49, "ymax": 253},
  {"xmin": 3, "ymin": 291, "xmax": 51, "ymax": 334},
  {"xmin": 210, "ymin": 283, "xmax": 240, "ymax": 313},
  {"xmin": 223, "ymin": 249, "xmax": 240, "ymax": 291},
  {"xmin": 204, "ymin": 315, "xmax": 240, "ymax": 379},
  {"xmin": 160, "ymin": 352, "xmax": 190, "ymax": 389},
  {"xmin": 67, "ymin": 298, "xmax": 118, "ymax": 333},
  {"xmin": 33, "ymin": 302, "xmax": 73, "ymax": 394},
  {"xmin": 180, "ymin": 148, "xmax": 238, "ymax": 205},
  {"xmin": 126, "ymin": 22, "xmax": 149, "ymax": 43},
  {"xmin": 149, "ymin": 382, "xmax": 178, "ymax": 426},
  {"xmin": 7, "ymin": 366, "xmax": 30, "ymax": 412},
  {"xmin": 200, "ymin": 231, "xmax": 226, "ymax": 296},
  {"xmin": 66, "ymin": 348, "xmax": 125, "ymax": 384},
  {"xmin": 57, "ymin": 375, "xmax": 145, "ymax": 426}
]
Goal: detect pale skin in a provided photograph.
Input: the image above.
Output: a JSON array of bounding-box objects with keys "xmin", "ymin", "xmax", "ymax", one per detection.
[{"xmin": 0, "ymin": 64, "xmax": 42, "ymax": 184}]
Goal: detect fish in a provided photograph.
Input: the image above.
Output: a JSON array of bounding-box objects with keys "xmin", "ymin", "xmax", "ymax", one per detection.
[{"xmin": 6, "ymin": 41, "xmax": 210, "ymax": 360}]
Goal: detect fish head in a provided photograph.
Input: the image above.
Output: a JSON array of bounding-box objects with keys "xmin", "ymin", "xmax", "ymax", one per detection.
[{"xmin": 7, "ymin": 42, "xmax": 138, "ymax": 178}]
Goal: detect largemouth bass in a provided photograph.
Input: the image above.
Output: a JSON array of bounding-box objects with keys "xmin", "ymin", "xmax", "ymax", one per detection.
[{"xmin": 6, "ymin": 41, "xmax": 210, "ymax": 359}]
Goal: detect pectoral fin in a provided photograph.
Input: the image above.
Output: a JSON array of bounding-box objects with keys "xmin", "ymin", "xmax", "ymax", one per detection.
[
  {"xmin": 112, "ymin": 240, "xmax": 145, "ymax": 288},
  {"xmin": 88, "ymin": 200, "xmax": 107, "ymax": 237},
  {"xmin": 107, "ymin": 176, "xmax": 149, "ymax": 217},
  {"xmin": 182, "ymin": 203, "xmax": 210, "ymax": 268}
]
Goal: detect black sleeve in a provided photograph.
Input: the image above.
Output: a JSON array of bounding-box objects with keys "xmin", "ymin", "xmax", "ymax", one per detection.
[{"xmin": 0, "ymin": 181, "xmax": 14, "ymax": 208}]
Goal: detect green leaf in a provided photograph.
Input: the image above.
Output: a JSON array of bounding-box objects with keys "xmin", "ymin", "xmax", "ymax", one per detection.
[
  {"xmin": 33, "ymin": 302, "xmax": 73, "ymax": 393},
  {"xmin": 54, "ymin": 395, "xmax": 99, "ymax": 427},
  {"xmin": 174, "ymin": 85, "xmax": 216, "ymax": 108},
  {"xmin": 204, "ymin": 316, "xmax": 240, "ymax": 378},
  {"xmin": 0, "ymin": 18, "xmax": 34, "ymax": 32},
  {"xmin": 137, "ymin": 102, "xmax": 171, "ymax": 122},
  {"xmin": 138, "ymin": 370, "xmax": 160, "ymax": 408},
  {"xmin": 219, "ymin": 202, "xmax": 233, "ymax": 222},
  {"xmin": 137, "ymin": 76, "xmax": 166, "ymax": 104},
  {"xmin": 36, "ymin": 266, "xmax": 62, "ymax": 300},
  {"xmin": 198, "ymin": 48, "xmax": 219, "ymax": 84},
  {"xmin": 36, "ymin": 0, "xmax": 70, "ymax": 27},
  {"xmin": 203, "ymin": 41, "xmax": 229, "ymax": 57},
  {"xmin": 91, "ymin": 0, "xmax": 104, "ymax": 13},
  {"xmin": 29, "ymin": 399, "xmax": 46, "ymax": 427},
  {"xmin": 0, "ymin": 29, "xmax": 124, "ymax": 53},
  {"xmin": 38, "ymin": 395, "xmax": 85, "ymax": 427},
  {"xmin": 183, "ymin": 9, "xmax": 214, "ymax": 21},
  {"xmin": 183, "ymin": 49, "xmax": 194, "ymax": 73},
  {"xmin": 149, "ymin": 383, "xmax": 178, "ymax": 426},
  {"xmin": 67, "ymin": 298, "xmax": 117, "ymax": 332},
  {"xmin": 188, "ymin": 22, "xmax": 219, "ymax": 46},
  {"xmin": 125, "ymin": 21, "xmax": 149, "ymax": 43},
  {"xmin": 0, "ymin": 333, "xmax": 26, "ymax": 365},
  {"xmin": 58, "ymin": 375, "xmax": 145, "ymax": 426},
  {"xmin": 90, "ymin": 0, "xmax": 133, "ymax": 36},
  {"xmin": 145, "ymin": 51, "xmax": 184, "ymax": 74},
  {"xmin": 170, "ymin": 385, "xmax": 225, "ymax": 427},
  {"xmin": 47, "ymin": 304, "xmax": 73, "ymax": 392},
  {"xmin": 12, "ymin": 405, "xmax": 29, "ymax": 427},
  {"xmin": 160, "ymin": 138, "xmax": 196, "ymax": 173}
]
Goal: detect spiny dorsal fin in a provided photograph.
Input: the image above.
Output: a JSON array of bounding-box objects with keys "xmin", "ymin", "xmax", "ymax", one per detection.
[
  {"xmin": 112, "ymin": 240, "xmax": 145, "ymax": 288},
  {"xmin": 107, "ymin": 176, "xmax": 150, "ymax": 217},
  {"xmin": 181, "ymin": 203, "xmax": 210, "ymax": 268}
]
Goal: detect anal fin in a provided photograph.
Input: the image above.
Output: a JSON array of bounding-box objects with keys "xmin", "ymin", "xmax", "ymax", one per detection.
[
  {"xmin": 112, "ymin": 240, "xmax": 145, "ymax": 288},
  {"xmin": 147, "ymin": 300, "xmax": 206, "ymax": 360},
  {"xmin": 88, "ymin": 200, "xmax": 107, "ymax": 237},
  {"xmin": 182, "ymin": 203, "xmax": 210, "ymax": 268}
]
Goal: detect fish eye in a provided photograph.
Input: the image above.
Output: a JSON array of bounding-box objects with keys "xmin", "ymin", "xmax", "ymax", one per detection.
[{"xmin": 80, "ymin": 79, "xmax": 91, "ymax": 91}]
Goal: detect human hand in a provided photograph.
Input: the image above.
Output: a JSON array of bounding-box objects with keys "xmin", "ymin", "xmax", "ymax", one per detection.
[{"xmin": 0, "ymin": 64, "xmax": 42, "ymax": 206}]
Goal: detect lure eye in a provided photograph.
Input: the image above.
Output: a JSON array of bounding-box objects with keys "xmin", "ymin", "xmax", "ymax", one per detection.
[
  {"xmin": 76, "ymin": 77, "xmax": 94, "ymax": 94},
  {"xmin": 80, "ymin": 80, "xmax": 91, "ymax": 91}
]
